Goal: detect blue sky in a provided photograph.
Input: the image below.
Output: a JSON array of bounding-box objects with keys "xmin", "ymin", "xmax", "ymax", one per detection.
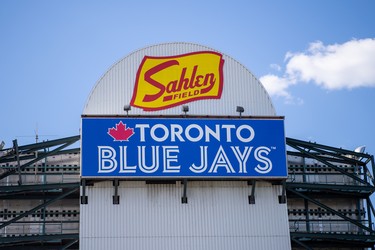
[{"xmin": 1, "ymin": 0, "xmax": 375, "ymax": 158}]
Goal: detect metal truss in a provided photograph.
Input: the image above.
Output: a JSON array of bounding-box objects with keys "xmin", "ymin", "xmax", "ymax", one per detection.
[
  {"xmin": 286, "ymin": 137, "xmax": 375, "ymax": 249},
  {"xmin": 0, "ymin": 136, "xmax": 80, "ymax": 249},
  {"xmin": 0, "ymin": 136, "xmax": 79, "ymax": 181}
]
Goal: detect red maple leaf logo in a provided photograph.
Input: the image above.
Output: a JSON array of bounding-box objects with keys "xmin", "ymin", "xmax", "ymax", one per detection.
[{"xmin": 107, "ymin": 121, "xmax": 135, "ymax": 141}]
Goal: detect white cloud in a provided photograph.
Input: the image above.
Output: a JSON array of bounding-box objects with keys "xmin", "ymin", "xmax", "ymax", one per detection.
[
  {"xmin": 287, "ymin": 38, "xmax": 375, "ymax": 89},
  {"xmin": 259, "ymin": 74, "xmax": 303, "ymax": 105},
  {"xmin": 270, "ymin": 63, "xmax": 282, "ymax": 71},
  {"xmin": 259, "ymin": 74, "xmax": 292, "ymax": 98},
  {"xmin": 260, "ymin": 38, "xmax": 375, "ymax": 101}
]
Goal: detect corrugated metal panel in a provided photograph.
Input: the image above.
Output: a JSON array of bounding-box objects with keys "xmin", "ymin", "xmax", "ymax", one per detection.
[
  {"xmin": 80, "ymin": 181, "xmax": 290, "ymax": 250},
  {"xmin": 82, "ymin": 42, "xmax": 276, "ymax": 116}
]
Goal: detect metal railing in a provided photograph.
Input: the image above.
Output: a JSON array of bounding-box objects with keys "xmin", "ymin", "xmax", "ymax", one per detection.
[
  {"xmin": 0, "ymin": 220, "xmax": 79, "ymax": 237},
  {"xmin": 289, "ymin": 219, "xmax": 373, "ymax": 234}
]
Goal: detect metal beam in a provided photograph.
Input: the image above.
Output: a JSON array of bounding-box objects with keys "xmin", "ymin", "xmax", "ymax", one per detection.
[
  {"xmin": 291, "ymin": 238, "xmax": 313, "ymax": 250},
  {"xmin": 0, "ymin": 193, "xmax": 79, "ymax": 200},
  {"xmin": 367, "ymin": 197, "xmax": 375, "ymax": 219},
  {"xmin": 80, "ymin": 179, "xmax": 88, "ymax": 204},
  {"xmin": 0, "ymin": 233, "xmax": 79, "ymax": 244},
  {"xmin": 0, "ymin": 187, "xmax": 78, "ymax": 229},
  {"xmin": 287, "ymin": 188, "xmax": 374, "ymax": 233},
  {"xmin": 287, "ymin": 150, "xmax": 364, "ymax": 166},
  {"xmin": 286, "ymin": 137, "xmax": 375, "ymax": 187},
  {"xmin": 0, "ymin": 137, "xmax": 78, "ymax": 180},
  {"xmin": 182, "ymin": 179, "xmax": 188, "ymax": 204},
  {"xmin": 287, "ymin": 142, "xmax": 368, "ymax": 185},
  {"xmin": 113, "ymin": 179, "xmax": 120, "ymax": 205},
  {"xmin": 304, "ymin": 199, "xmax": 310, "ymax": 232},
  {"xmin": 17, "ymin": 136, "xmax": 80, "ymax": 153},
  {"xmin": 60, "ymin": 239, "xmax": 78, "ymax": 250},
  {"xmin": 248, "ymin": 180, "xmax": 256, "ymax": 204},
  {"xmin": 0, "ymin": 182, "xmax": 80, "ymax": 192},
  {"xmin": 0, "ymin": 148, "xmax": 80, "ymax": 164},
  {"xmin": 286, "ymin": 137, "xmax": 371, "ymax": 159},
  {"xmin": 286, "ymin": 182, "xmax": 375, "ymax": 194},
  {"xmin": 279, "ymin": 180, "xmax": 286, "ymax": 204},
  {"xmin": 6, "ymin": 220, "xmax": 79, "ymax": 224},
  {"xmin": 0, "ymin": 136, "xmax": 79, "ymax": 161},
  {"xmin": 12, "ymin": 140, "xmax": 22, "ymax": 185},
  {"xmin": 290, "ymin": 232, "xmax": 375, "ymax": 242}
]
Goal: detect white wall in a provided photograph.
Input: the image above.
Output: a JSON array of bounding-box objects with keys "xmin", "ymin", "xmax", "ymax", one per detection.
[{"xmin": 80, "ymin": 181, "xmax": 291, "ymax": 250}]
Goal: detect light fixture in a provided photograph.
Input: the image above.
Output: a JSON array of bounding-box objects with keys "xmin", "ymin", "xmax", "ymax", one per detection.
[
  {"xmin": 182, "ymin": 105, "xmax": 189, "ymax": 116},
  {"xmin": 124, "ymin": 105, "xmax": 131, "ymax": 116},
  {"xmin": 353, "ymin": 145, "xmax": 366, "ymax": 160},
  {"xmin": 0, "ymin": 141, "xmax": 4, "ymax": 150},
  {"xmin": 236, "ymin": 106, "xmax": 244, "ymax": 117},
  {"xmin": 354, "ymin": 145, "xmax": 366, "ymax": 154}
]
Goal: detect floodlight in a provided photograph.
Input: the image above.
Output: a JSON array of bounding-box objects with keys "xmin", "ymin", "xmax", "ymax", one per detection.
[
  {"xmin": 182, "ymin": 105, "xmax": 189, "ymax": 116},
  {"xmin": 348, "ymin": 145, "xmax": 366, "ymax": 160},
  {"xmin": 124, "ymin": 104, "xmax": 131, "ymax": 116},
  {"xmin": 236, "ymin": 106, "xmax": 244, "ymax": 117},
  {"xmin": 354, "ymin": 146, "xmax": 366, "ymax": 154}
]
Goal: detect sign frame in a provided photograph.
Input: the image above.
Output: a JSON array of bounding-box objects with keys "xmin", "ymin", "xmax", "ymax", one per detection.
[{"xmin": 81, "ymin": 115, "xmax": 287, "ymax": 180}]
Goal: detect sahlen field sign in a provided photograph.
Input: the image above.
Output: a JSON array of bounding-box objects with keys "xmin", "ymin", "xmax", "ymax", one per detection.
[
  {"xmin": 81, "ymin": 117, "xmax": 287, "ymax": 179},
  {"xmin": 130, "ymin": 51, "xmax": 224, "ymax": 111}
]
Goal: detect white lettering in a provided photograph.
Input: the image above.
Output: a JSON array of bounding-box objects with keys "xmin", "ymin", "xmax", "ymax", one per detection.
[
  {"xmin": 134, "ymin": 123, "xmax": 256, "ymax": 143},
  {"xmin": 163, "ymin": 146, "xmax": 180, "ymax": 173},
  {"xmin": 236, "ymin": 125, "xmax": 255, "ymax": 143},
  {"xmin": 119, "ymin": 146, "xmax": 136, "ymax": 173},
  {"xmin": 95, "ymin": 144, "xmax": 275, "ymax": 176},
  {"xmin": 189, "ymin": 146, "xmax": 208, "ymax": 173},
  {"xmin": 208, "ymin": 146, "xmax": 235, "ymax": 173},
  {"xmin": 204, "ymin": 125, "xmax": 220, "ymax": 142},
  {"xmin": 98, "ymin": 146, "xmax": 117, "ymax": 173},
  {"xmin": 170, "ymin": 124, "xmax": 185, "ymax": 142},
  {"xmin": 138, "ymin": 146, "xmax": 159, "ymax": 173},
  {"xmin": 254, "ymin": 146, "xmax": 272, "ymax": 174},
  {"xmin": 185, "ymin": 124, "xmax": 204, "ymax": 142},
  {"xmin": 221, "ymin": 125, "xmax": 235, "ymax": 142},
  {"xmin": 231, "ymin": 146, "xmax": 253, "ymax": 173},
  {"xmin": 151, "ymin": 124, "xmax": 169, "ymax": 142},
  {"xmin": 135, "ymin": 124, "xmax": 150, "ymax": 142}
]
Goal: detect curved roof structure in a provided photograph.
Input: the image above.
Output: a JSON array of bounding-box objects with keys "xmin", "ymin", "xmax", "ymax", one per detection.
[{"xmin": 83, "ymin": 42, "xmax": 275, "ymax": 116}]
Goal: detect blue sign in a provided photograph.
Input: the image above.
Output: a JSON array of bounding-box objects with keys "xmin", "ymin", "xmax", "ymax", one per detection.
[{"xmin": 81, "ymin": 117, "xmax": 287, "ymax": 179}]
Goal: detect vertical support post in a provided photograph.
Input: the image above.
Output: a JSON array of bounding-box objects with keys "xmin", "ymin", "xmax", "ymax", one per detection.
[
  {"xmin": 302, "ymin": 157, "xmax": 307, "ymax": 183},
  {"xmin": 366, "ymin": 197, "xmax": 373, "ymax": 232},
  {"xmin": 181, "ymin": 179, "xmax": 188, "ymax": 204},
  {"xmin": 371, "ymin": 155, "xmax": 375, "ymax": 186},
  {"xmin": 80, "ymin": 179, "xmax": 88, "ymax": 204},
  {"xmin": 43, "ymin": 147, "xmax": 47, "ymax": 184},
  {"xmin": 278, "ymin": 180, "xmax": 287, "ymax": 204},
  {"xmin": 248, "ymin": 180, "xmax": 256, "ymax": 204},
  {"xmin": 359, "ymin": 162, "xmax": 365, "ymax": 186},
  {"xmin": 302, "ymin": 155, "xmax": 310, "ymax": 232},
  {"xmin": 357, "ymin": 198, "xmax": 363, "ymax": 234},
  {"xmin": 13, "ymin": 140, "xmax": 22, "ymax": 185},
  {"xmin": 113, "ymin": 179, "xmax": 120, "ymax": 205},
  {"xmin": 42, "ymin": 207, "xmax": 46, "ymax": 235},
  {"xmin": 304, "ymin": 199, "xmax": 310, "ymax": 232}
]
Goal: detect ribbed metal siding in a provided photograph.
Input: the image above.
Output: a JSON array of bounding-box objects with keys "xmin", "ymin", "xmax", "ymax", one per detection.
[
  {"xmin": 82, "ymin": 42, "xmax": 276, "ymax": 116},
  {"xmin": 80, "ymin": 181, "xmax": 290, "ymax": 250}
]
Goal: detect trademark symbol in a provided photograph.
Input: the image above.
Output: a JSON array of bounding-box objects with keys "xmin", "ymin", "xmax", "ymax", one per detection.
[{"xmin": 271, "ymin": 146, "xmax": 277, "ymax": 150}]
